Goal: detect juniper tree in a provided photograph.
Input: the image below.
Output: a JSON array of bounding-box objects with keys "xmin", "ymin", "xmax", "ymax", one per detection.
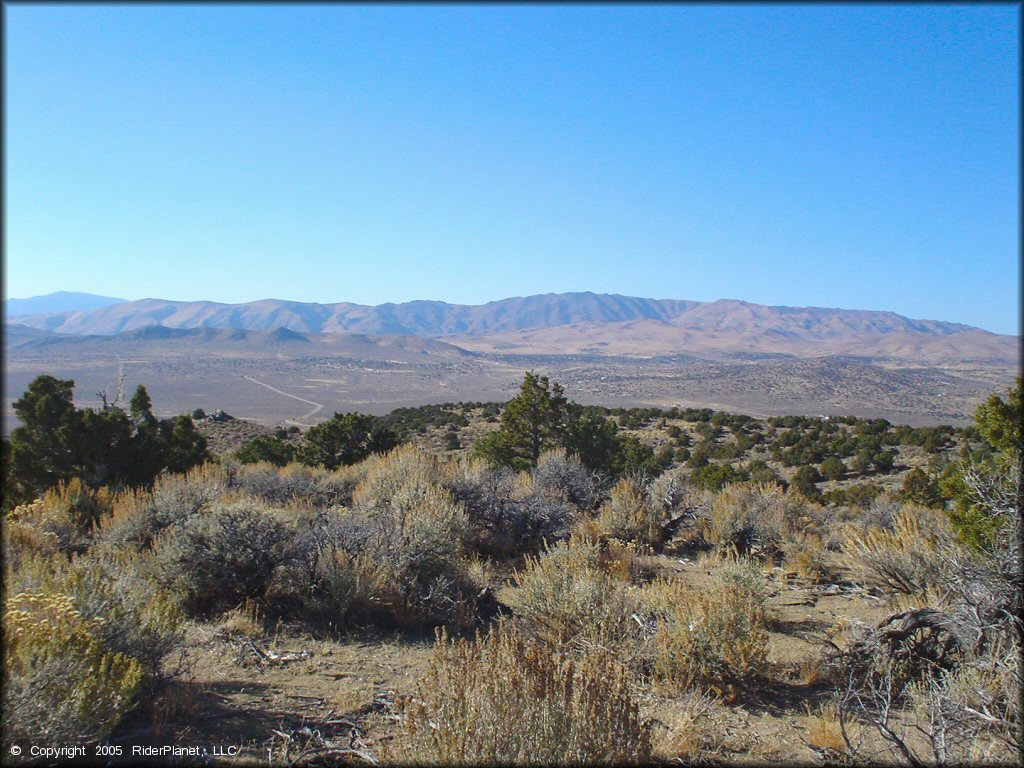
[{"xmin": 474, "ymin": 372, "xmax": 569, "ymax": 471}]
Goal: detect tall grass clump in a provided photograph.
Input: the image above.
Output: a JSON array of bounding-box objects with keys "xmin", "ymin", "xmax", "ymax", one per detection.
[
  {"xmin": 703, "ymin": 481, "xmax": 826, "ymax": 560},
  {"xmin": 595, "ymin": 477, "xmax": 664, "ymax": 547},
  {"xmin": 8, "ymin": 551, "xmax": 184, "ymax": 686},
  {"xmin": 641, "ymin": 553, "xmax": 770, "ymax": 697},
  {"xmin": 505, "ymin": 535, "xmax": 639, "ymax": 654},
  {"xmin": 394, "ymin": 622, "xmax": 652, "ymax": 765},
  {"xmin": 842, "ymin": 503, "xmax": 956, "ymax": 597}
]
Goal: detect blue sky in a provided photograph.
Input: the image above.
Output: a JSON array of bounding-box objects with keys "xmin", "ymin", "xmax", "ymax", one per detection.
[{"xmin": 5, "ymin": 4, "xmax": 1020, "ymax": 334}]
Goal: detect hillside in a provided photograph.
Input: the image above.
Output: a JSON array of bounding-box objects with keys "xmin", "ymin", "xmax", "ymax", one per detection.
[
  {"xmin": 452, "ymin": 319, "xmax": 1018, "ymax": 364},
  {"xmin": 3, "ymin": 324, "xmax": 473, "ymax": 362},
  {"xmin": 6, "ymin": 381, "xmax": 1018, "ymax": 766}
]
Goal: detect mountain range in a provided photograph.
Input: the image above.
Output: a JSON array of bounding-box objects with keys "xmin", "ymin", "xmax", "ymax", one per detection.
[
  {"xmin": 4, "ymin": 291, "xmax": 1017, "ymax": 365},
  {"xmin": 7, "ymin": 293, "xmax": 701, "ymax": 337},
  {"xmin": 5, "ymin": 292, "xmax": 1019, "ymax": 427}
]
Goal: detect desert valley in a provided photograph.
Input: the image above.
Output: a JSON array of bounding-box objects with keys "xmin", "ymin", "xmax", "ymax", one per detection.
[{"xmin": 4, "ymin": 291, "xmax": 1018, "ymax": 431}]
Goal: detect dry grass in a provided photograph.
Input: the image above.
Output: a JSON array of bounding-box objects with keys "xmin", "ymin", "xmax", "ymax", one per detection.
[
  {"xmin": 797, "ymin": 656, "xmax": 825, "ymax": 686},
  {"xmin": 842, "ymin": 502, "xmax": 955, "ymax": 597},
  {"xmin": 595, "ymin": 478, "xmax": 664, "ymax": 547},
  {"xmin": 641, "ymin": 554, "xmax": 770, "ymax": 699},
  {"xmin": 218, "ymin": 599, "xmax": 265, "ymax": 638},
  {"xmin": 150, "ymin": 679, "xmax": 198, "ymax": 740},
  {"xmin": 392, "ymin": 622, "xmax": 652, "ymax": 765},
  {"xmin": 804, "ymin": 701, "xmax": 853, "ymax": 759},
  {"xmin": 505, "ymin": 535, "xmax": 640, "ymax": 654},
  {"xmin": 782, "ymin": 532, "xmax": 829, "ymax": 583},
  {"xmin": 649, "ymin": 690, "xmax": 721, "ymax": 762}
]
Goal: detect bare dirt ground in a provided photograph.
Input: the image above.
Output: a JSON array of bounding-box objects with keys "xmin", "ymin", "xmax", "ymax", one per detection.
[
  {"xmin": 4, "ymin": 345, "xmax": 1015, "ymax": 435},
  {"xmin": 107, "ymin": 553, "xmax": 892, "ymax": 766}
]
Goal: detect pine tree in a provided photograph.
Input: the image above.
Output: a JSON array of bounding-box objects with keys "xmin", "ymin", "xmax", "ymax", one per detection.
[{"xmin": 474, "ymin": 372, "xmax": 569, "ymax": 471}]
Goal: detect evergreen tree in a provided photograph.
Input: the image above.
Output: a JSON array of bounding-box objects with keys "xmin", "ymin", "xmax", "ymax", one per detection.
[
  {"xmin": 899, "ymin": 467, "xmax": 943, "ymax": 508},
  {"xmin": 4, "ymin": 376, "xmax": 210, "ymax": 509},
  {"xmin": 298, "ymin": 412, "xmax": 398, "ymax": 470},
  {"xmin": 159, "ymin": 415, "xmax": 210, "ymax": 475},
  {"xmin": 944, "ymin": 377, "xmax": 1021, "ymax": 548},
  {"xmin": 127, "ymin": 385, "xmax": 162, "ymax": 485},
  {"xmin": 474, "ymin": 372, "xmax": 569, "ymax": 471},
  {"xmin": 791, "ymin": 465, "xmax": 822, "ymax": 499},
  {"xmin": 820, "ymin": 456, "xmax": 846, "ymax": 481},
  {"xmin": 973, "ymin": 377, "xmax": 1022, "ymax": 456},
  {"xmin": 7, "ymin": 376, "xmax": 81, "ymax": 506},
  {"xmin": 563, "ymin": 406, "xmax": 623, "ymax": 476},
  {"xmin": 236, "ymin": 435, "xmax": 297, "ymax": 466},
  {"xmin": 76, "ymin": 406, "xmax": 133, "ymax": 488}
]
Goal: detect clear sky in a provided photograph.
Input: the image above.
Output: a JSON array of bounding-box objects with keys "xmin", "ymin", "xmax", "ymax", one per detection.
[{"xmin": 5, "ymin": 4, "xmax": 1020, "ymax": 334}]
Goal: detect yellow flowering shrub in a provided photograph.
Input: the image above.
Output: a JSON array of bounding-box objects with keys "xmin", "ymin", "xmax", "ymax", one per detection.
[{"xmin": 4, "ymin": 590, "xmax": 142, "ymax": 744}]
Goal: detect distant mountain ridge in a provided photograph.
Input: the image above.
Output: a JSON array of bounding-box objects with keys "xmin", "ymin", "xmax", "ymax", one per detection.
[
  {"xmin": 4, "ymin": 291, "xmax": 127, "ymax": 316},
  {"xmin": 7, "ymin": 290, "xmax": 1018, "ymax": 365},
  {"xmin": 4, "ymin": 323, "xmax": 472, "ymax": 362},
  {"xmin": 4, "ymin": 291, "xmax": 988, "ymax": 340}
]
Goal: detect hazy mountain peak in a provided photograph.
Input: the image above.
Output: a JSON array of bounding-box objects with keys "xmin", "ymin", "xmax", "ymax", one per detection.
[{"xmin": 4, "ymin": 291, "xmax": 128, "ymax": 316}]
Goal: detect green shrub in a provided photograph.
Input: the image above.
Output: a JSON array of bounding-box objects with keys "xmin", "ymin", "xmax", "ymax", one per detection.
[
  {"xmin": 2, "ymin": 546, "xmax": 182, "ymax": 748},
  {"xmin": 235, "ymin": 435, "xmax": 296, "ymax": 466},
  {"xmin": 689, "ymin": 461, "xmax": 748, "ymax": 492},
  {"xmin": 820, "ymin": 456, "xmax": 846, "ymax": 481},
  {"xmin": 154, "ymin": 498, "xmax": 292, "ymax": 617}
]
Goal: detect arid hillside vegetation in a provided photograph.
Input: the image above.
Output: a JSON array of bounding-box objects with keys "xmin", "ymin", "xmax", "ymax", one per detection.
[{"xmin": 3, "ymin": 373, "xmax": 1020, "ymax": 765}]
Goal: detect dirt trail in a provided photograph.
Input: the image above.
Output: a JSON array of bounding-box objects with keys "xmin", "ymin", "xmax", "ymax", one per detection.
[{"xmin": 242, "ymin": 376, "xmax": 324, "ymax": 425}]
